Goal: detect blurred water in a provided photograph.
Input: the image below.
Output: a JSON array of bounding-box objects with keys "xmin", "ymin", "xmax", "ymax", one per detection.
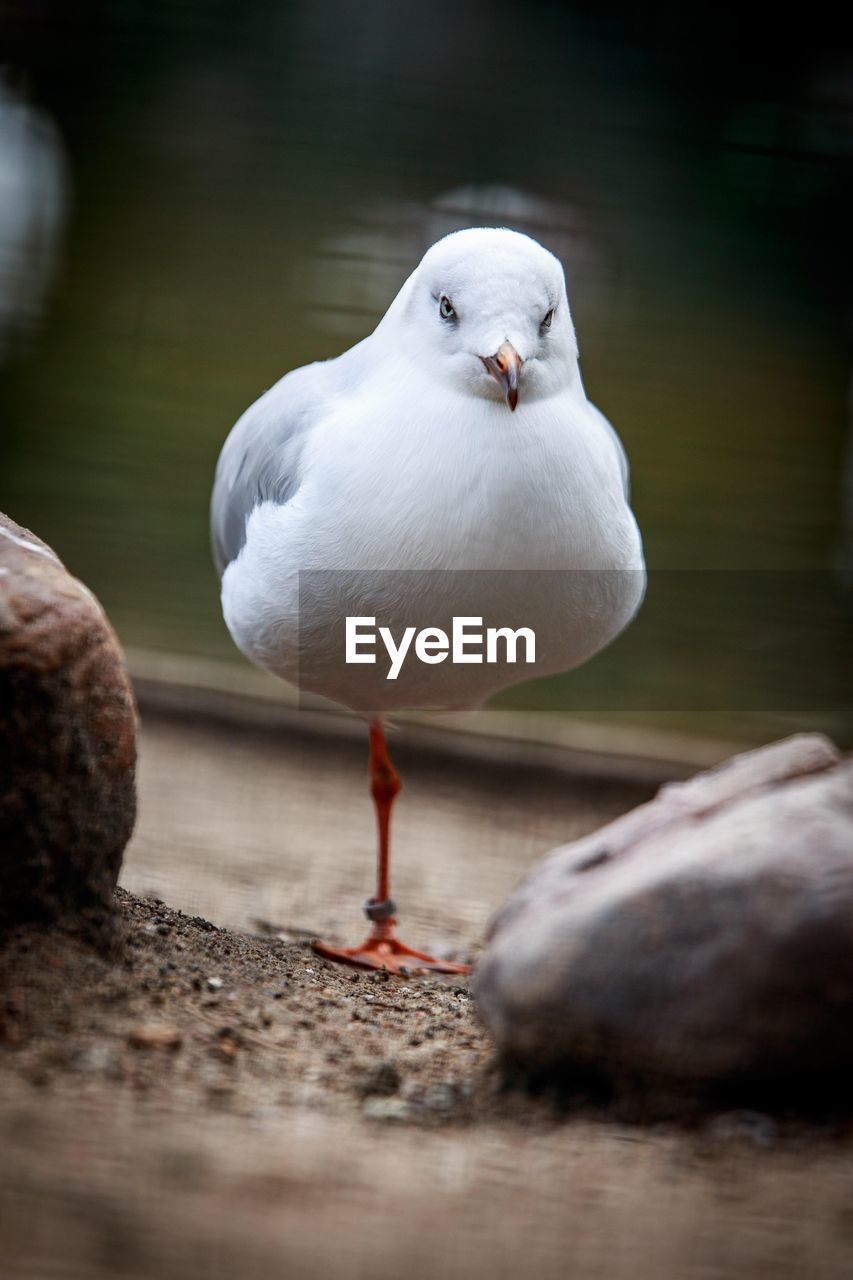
[
  {"xmin": 0, "ymin": 2, "xmax": 850, "ymax": 741},
  {"xmin": 0, "ymin": 78, "xmax": 67, "ymax": 361}
]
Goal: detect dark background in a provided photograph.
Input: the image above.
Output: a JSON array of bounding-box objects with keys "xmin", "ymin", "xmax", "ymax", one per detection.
[{"xmin": 1, "ymin": 1, "xmax": 850, "ymax": 738}]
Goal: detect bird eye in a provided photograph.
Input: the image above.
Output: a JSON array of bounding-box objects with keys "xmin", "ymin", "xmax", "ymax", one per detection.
[
  {"xmin": 439, "ymin": 294, "xmax": 456, "ymax": 320},
  {"xmin": 541, "ymin": 308, "xmax": 554, "ymax": 330}
]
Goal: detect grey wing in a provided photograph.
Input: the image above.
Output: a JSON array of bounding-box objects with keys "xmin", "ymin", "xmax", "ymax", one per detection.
[
  {"xmin": 590, "ymin": 402, "xmax": 631, "ymax": 501},
  {"xmin": 210, "ymin": 362, "xmax": 328, "ymax": 577}
]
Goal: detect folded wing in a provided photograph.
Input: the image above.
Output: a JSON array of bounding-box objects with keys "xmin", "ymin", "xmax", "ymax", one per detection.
[{"xmin": 211, "ymin": 361, "xmax": 331, "ymax": 576}]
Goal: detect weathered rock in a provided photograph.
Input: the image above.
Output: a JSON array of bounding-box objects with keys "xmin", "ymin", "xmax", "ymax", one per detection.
[
  {"xmin": 474, "ymin": 734, "xmax": 853, "ymax": 1106},
  {"xmin": 0, "ymin": 513, "xmax": 137, "ymax": 935}
]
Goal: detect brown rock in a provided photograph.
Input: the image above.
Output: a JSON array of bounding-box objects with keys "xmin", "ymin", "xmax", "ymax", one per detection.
[
  {"xmin": 473, "ymin": 734, "xmax": 853, "ymax": 1108},
  {"xmin": 0, "ymin": 513, "xmax": 137, "ymax": 935}
]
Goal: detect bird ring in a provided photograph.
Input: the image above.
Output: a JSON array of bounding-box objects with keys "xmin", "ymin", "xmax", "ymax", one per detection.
[{"xmin": 363, "ymin": 897, "xmax": 396, "ymax": 922}]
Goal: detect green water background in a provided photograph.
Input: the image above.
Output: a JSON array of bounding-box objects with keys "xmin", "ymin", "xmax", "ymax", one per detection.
[{"xmin": 1, "ymin": 3, "xmax": 850, "ymax": 743}]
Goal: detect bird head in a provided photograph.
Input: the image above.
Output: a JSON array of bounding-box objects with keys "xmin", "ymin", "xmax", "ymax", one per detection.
[{"xmin": 390, "ymin": 227, "xmax": 579, "ymax": 411}]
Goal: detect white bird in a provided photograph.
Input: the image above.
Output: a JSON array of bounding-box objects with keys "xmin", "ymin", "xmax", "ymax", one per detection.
[{"xmin": 211, "ymin": 227, "xmax": 645, "ymax": 974}]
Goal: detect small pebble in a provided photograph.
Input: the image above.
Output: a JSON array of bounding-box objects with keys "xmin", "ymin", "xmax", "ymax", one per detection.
[
  {"xmin": 212, "ymin": 1027, "xmax": 242, "ymax": 1060},
  {"xmin": 423, "ymin": 1084, "xmax": 457, "ymax": 1113},
  {"xmin": 128, "ymin": 1023, "xmax": 182, "ymax": 1050},
  {"xmin": 357, "ymin": 1060, "xmax": 401, "ymax": 1098},
  {"xmin": 362, "ymin": 1096, "xmax": 409, "ymax": 1123},
  {"xmin": 74, "ymin": 1044, "xmax": 117, "ymax": 1073}
]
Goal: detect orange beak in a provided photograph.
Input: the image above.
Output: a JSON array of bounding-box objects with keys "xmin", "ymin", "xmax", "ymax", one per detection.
[{"xmin": 481, "ymin": 342, "xmax": 522, "ymax": 411}]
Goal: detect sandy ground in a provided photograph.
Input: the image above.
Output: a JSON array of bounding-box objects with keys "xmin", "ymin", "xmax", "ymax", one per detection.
[
  {"xmin": 121, "ymin": 703, "xmax": 653, "ymax": 954},
  {"xmin": 2, "ymin": 706, "xmax": 853, "ymax": 1280}
]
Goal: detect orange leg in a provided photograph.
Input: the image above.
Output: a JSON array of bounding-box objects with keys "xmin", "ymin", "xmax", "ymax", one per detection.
[{"xmin": 312, "ymin": 720, "xmax": 469, "ymax": 977}]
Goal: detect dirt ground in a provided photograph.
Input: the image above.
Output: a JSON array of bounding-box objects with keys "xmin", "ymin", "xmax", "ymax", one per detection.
[{"xmin": 2, "ymin": 706, "xmax": 853, "ymax": 1280}]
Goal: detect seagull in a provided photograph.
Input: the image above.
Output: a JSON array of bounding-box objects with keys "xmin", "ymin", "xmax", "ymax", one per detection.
[{"xmin": 211, "ymin": 227, "xmax": 645, "ymax": 975}]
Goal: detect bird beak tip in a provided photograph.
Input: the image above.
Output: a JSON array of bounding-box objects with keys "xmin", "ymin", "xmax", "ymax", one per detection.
[{"xmin": 482, "ymin": 342, "xmax": 522, "ymax": 412}]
